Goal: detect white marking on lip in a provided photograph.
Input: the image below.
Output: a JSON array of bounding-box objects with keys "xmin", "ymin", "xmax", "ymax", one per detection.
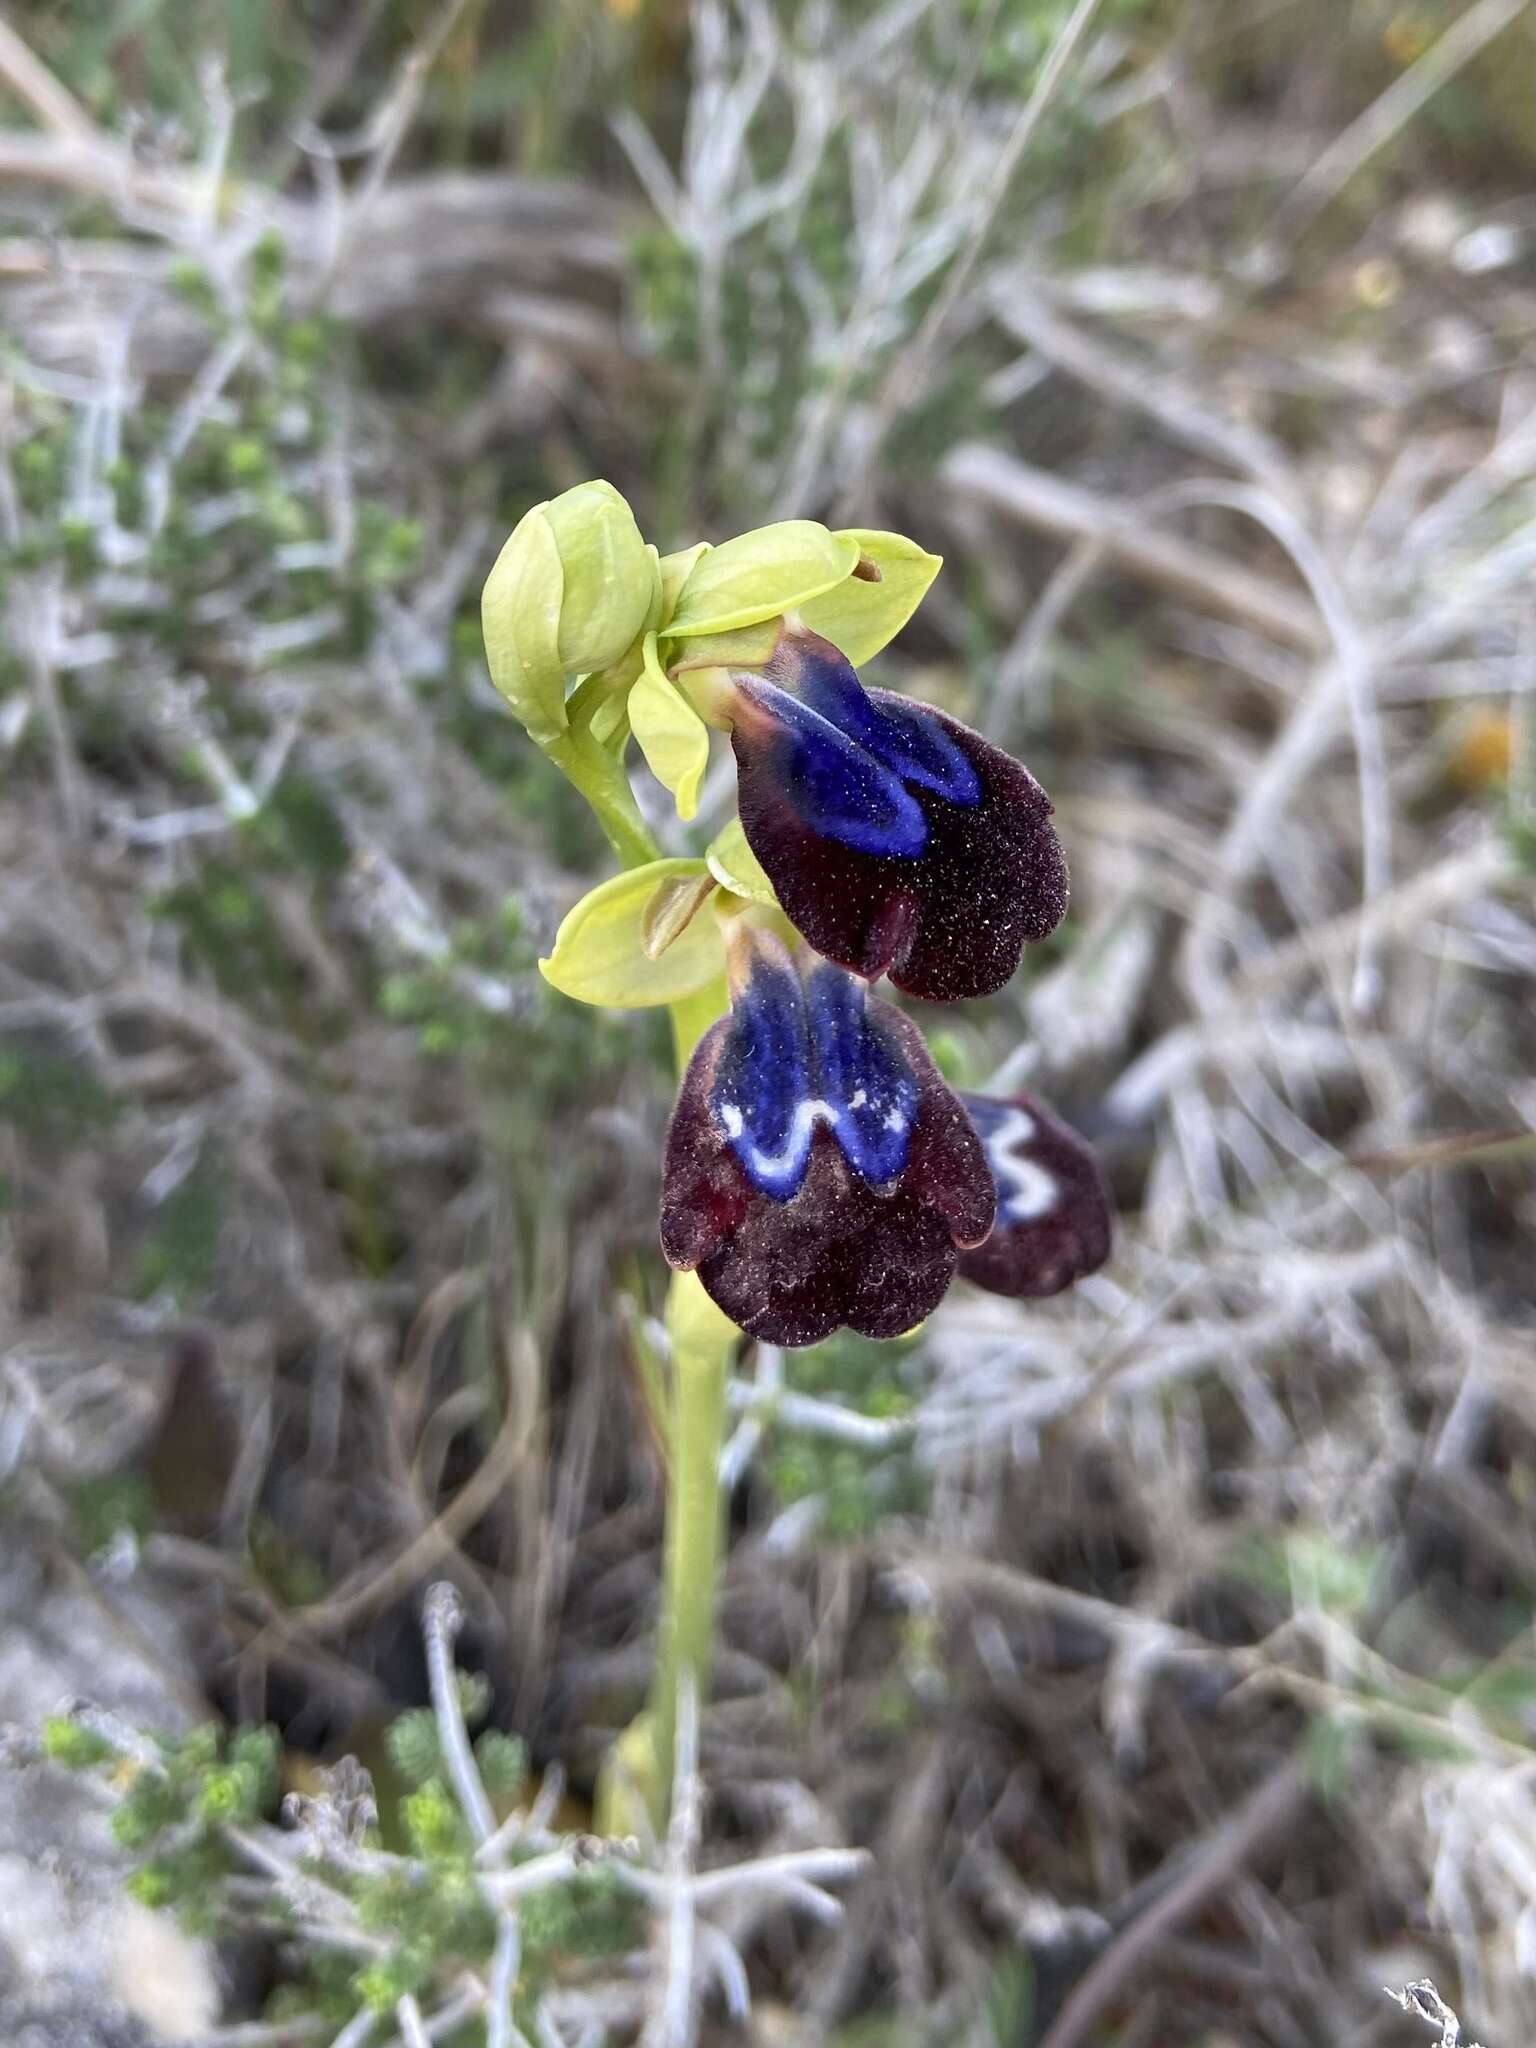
[
  {"xmin": 987, "ymin": 1106, "xmax": 1057, "ymax": 1221},
  {"xmin": 717, "ymin": 1095, "xmax": 837, "ymax": 1186},
  {"xmin": 717, "ymin": 1089, "xmax": 914, "ymax": 1190}
]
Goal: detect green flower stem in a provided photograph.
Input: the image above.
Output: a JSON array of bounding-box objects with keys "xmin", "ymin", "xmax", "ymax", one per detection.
[
  {"xmin": 546, "ymin": 711, "xmax": 738, "ymax": 1824},
  {"xmin": 649, "ymin": 1269, "xmax": 734, "ymax": 1808},
  {"xmin": 649, "ymin": 979, "xmax": 738, "ymax": 1817},
  {"xmin": 545, "ymin": 726, "xmax": 660, "ymax": 872}
]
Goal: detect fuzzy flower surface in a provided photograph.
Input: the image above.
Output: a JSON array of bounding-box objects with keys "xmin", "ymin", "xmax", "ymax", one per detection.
[
  {"xmin": 660, "ymin": 927, "xmax": 994, "ymax": 1345},
  {"xmin": 723, "ymin": 628, "xmax": 1068, "ymax": 1002}
]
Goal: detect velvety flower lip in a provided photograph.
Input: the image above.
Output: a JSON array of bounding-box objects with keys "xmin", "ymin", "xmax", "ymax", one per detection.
[
  {"xmin": 727, "ymin": 628, "xmax": 1069, "ymax": 1002},
  {"xmin": 957, "ymin": 1090, "xmax": 1113, "ymax": 1300},
  {"xmin": 660, "ymin": 928, "xmax": 994, "ymax": 1347}
]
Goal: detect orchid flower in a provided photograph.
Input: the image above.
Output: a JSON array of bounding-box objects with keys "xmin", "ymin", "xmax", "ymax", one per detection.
[
  {"xmin": 719, "ymin": 625, "xmax": 1067, "ymax": 1001},
  {"xmin": 659, "ymin": 925, "xmax": 994, "ymax": 1346}
]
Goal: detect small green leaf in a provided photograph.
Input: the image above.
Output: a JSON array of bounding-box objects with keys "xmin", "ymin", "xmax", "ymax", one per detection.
[
  {"xmin": 481, "ymin": 504, "xmax": 567, "ymax": 744},
  {"xmin": 658, "ymin": 541, "xmax": 711, "ymax": 629},
  {"xmin": 401, "ymin": 1778, "xmax": 468, "ymax": 1860},
  {"xmin": 666, "ymin": 521, "xmax": 860, "ymax": 638},
  {"xmin": 385, "ymin": 1708, "xmax": 442, "ymax": 1786},
  {"xmin": 705, "ymin": 817, "xmax": 778, "ymax": 907},
  {"xmin": 41, "ymin": 1717, "xmax": 116, "ymax": 1770},
  {"xmin": 631, "ymin": 634, "xmax": 711, "ymax": 820},
  {"xmin": 799, "ymin": 528, "xmax": 942, "ymax": 667},
  {"xmin": 474, "ymin": 1731, "xmax": 528, "ymax": 1797},
  {"xmin": 540, "ymin": 859, "xmax": 724, "ymax": 1007},
  {"xmin": 456, "ymin": 1670, "xmax": 493, "ymax": 1728}
]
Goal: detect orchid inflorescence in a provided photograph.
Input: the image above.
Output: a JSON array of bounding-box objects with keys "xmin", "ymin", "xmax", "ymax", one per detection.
[
  {"xmin": 482, "ymin": 482, "xmax": 1114, "ymax": 1821},
  {"xmin": 482, "ymin": 482, "xmax": 1111, "ymax": 1351}
]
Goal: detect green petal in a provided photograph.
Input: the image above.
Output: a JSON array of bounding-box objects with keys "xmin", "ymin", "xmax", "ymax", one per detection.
[
  {"xmin": 705, "ymin": 816, "xmax": 779, "ymax": 907},
  {"xmin": 667, "ymin": 617, "xmax": 781, "ymax": 674},
  {"xmin": 481, "ymin": 503, "xmax": 567, "ymax": 744},
  {"xmin": 658, "ymin": 541, "xmax": 712, "ymax": 630},
  {"xmin": 544, "ymin": 481, "xmax": 659, "ymax": 676},
  {"xmin": 799, "ymin": 528, "xmax": 942, "ymax": 667},
  {"xmin": 578, "ymin": 545, "xmax": 663, "ymax": 746},
  {"xmin": 540, "ymin": 858, "xmax": 724, "ymax": 1007},
  {"xmin": 630, "ymin": 633, "xmax": 711, "ymax": 821},
  {"xmin": 666, "ymin": 521, "xmax": 860, "ymax": 638},
  {"xmin": 587, "ymin": 690, "xmax": 630, "ymax": 745}
]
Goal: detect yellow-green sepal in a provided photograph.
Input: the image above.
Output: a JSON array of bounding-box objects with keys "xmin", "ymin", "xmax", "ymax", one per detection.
[
  {"xmin": 799, "ymin": 529, "xmax": 943, "ymax": 667},
  {"xmin": 540, "ymin": 857, "xmax": 724, "ymax": 1007},
  {"xmin": 544, "ymin": 481, "xmax": 658, "ymax": 674},
  {"xmin": 705, "ymin": 816, "xmax": 778, "ymax": 907},
  {"xmin": 630, "ymin": 632, "xmax": 711, "ymax": 820},
  {"xmin": 666, "ymin": 521, "xmax": 860, "ymax": 638},
  {"xmin": 481, "ymin": 502, "xmax": 567, "ymax": 745},
  {"xmin": 658, "ymin": 541, "xmax": 712, "ymax": 630}
]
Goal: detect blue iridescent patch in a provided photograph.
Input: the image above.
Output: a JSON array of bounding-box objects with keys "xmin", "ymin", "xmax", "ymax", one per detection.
[
  {"xmin": 806, "ymin": 963, "xmax": 916, "ymax": 1187},
  {"xmin": 795, "ymin": 640, "xmax": 982, "ymax": 808},
  {"xmin": 710, "ymin": 945, "xmax": 813, "ymax": 1199},
  {"xmin": 736, "ymin": 676, "xmax": 928, "ymax": 858},
  {"xmin": 711, "ymin": 951, "xmax": 918, "ymax": 1200}
]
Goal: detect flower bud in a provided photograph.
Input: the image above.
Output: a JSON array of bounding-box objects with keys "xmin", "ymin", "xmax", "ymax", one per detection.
[{"xmin": 481, "ymin": 480, "xmax": 657, "ymax": 745}]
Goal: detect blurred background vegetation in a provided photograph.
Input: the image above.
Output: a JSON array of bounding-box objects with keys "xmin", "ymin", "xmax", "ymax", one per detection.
[{"xmin": 1, "ymin": 1, "xmax": 1534, "ymax": 2043}]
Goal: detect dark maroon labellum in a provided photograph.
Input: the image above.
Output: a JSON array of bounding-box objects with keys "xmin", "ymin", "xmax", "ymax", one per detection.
[{"xmin": 660, "ymin": 932, "xmax": 994, "ymax": 1346}]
